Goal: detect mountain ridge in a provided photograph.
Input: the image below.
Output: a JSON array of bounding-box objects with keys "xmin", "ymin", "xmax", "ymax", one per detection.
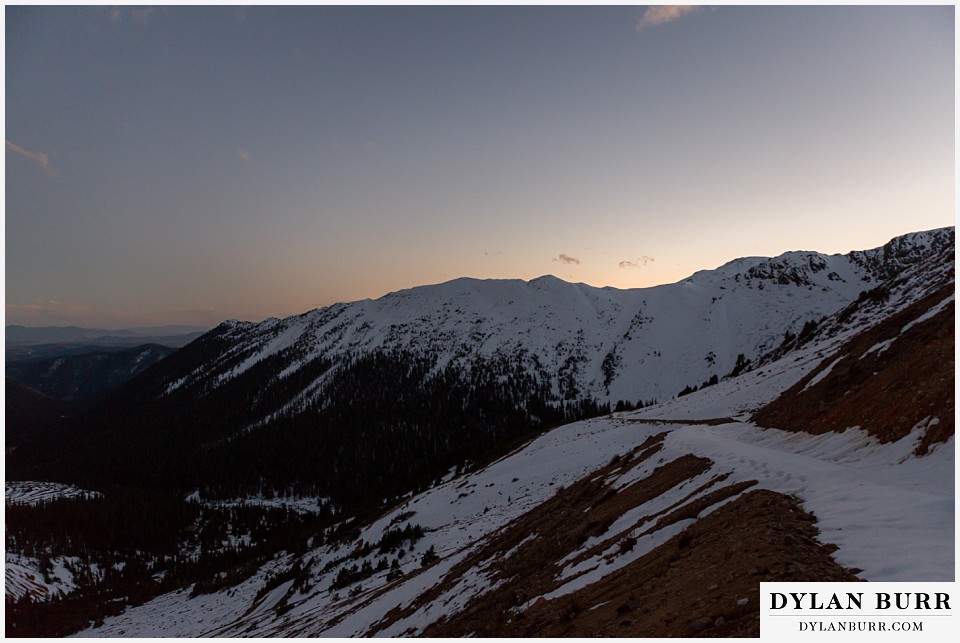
[
  {"xmin": 5, "ymin": 226, "xmax": 954, "ymax": 637},
  {"xmin": 9, "ymin": 226, "xmax": 952, "ymax": 510},
  {"xmin": 5, "ymin": 325, "xmax": 208, "ymax": 347},
  {"xmin": 163, "ymin": 227, "xmax": 952, "ymax": 410}
]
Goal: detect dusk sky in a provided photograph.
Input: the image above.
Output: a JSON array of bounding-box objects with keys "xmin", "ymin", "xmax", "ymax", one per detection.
[{"xmin": 5, "ymin": 5, "xmax": 955, "ymax": 328}]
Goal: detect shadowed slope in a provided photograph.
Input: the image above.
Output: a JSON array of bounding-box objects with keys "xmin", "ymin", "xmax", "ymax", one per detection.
[{"xmin": 752, "ymin": 283, "xmax": 954, "ymax": 455}]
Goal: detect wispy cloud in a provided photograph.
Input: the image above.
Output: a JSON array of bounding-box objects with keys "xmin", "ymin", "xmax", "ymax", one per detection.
[
  {"xmin": 554, "ymin": 254, "xmax": 581, "ymax": 265},
  {"xmin": 619, "ymin": 256, "xmax": 656, "ymax": 269},
  {"xmin": 6, "ymin": 140, "xmax": 56, "ymax": 176},
  {"xmin": 637, "ymin": 5, "xmax": 702, "ymax": 31},
  {"xmin": 236, "ymin": 148, "xmax": 252, "ymax": 162},
  {"xmin": 7, "ymin": 303, "xmax": 47, "ymax": 312}
]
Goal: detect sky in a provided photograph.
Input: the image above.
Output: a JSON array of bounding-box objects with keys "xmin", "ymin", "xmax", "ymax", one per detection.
[{"xmin": 4, "ymin": 4, "xmax": 955, "ymax": 328}]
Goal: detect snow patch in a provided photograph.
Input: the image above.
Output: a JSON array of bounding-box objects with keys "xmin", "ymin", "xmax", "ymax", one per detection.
[
  {"xmin": 900, "ymin": 293, "xmax": 954, "ymax": 335},
  {"xmin": 802, "ymin": 354, "xmax": 844, "ymax": 391}
]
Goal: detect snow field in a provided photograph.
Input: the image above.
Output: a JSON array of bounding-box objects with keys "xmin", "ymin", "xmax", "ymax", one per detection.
[
  {"xmin": 5, "ymin": 553, "xmax": 85, "ymax": 601},
  {"xmin": 5, "ymin": 481, "xmax": 103, "ymax": 505}
]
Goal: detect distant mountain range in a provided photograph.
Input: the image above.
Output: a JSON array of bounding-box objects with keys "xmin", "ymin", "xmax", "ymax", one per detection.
[
  {"xmin": 5, "ymin": 325, "xmax": 208, "ymax": 413},
  {"xmin": 5, "ymin": 325, "xmax": 207, "ymax": 370},
  {"xmin": 5, "ymin": 325, "xmax": 209, "ymax": 347}
]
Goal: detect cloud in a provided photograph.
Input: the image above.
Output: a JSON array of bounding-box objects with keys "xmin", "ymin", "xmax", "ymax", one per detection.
[
  {"xmin": 363, "ymin": 140, "xmax": 378, "ymax": 150},
  {"xmin": 554, "ymin": 254, "xmax": 581, "ymax": 265},
  {"xmin": 619, "ymin": 256, "xmax": 656, "ymax": 269},
  {"xmin": 236, "ymin": 148, "xmax": 251, "ymax": 162},
  {"xmin": 637, "ymin": 5, "xmax": 702, "ymax": 31},
  {"xmin": 6, "ymin": 140, "xmax": 56, "ymax": 176}
]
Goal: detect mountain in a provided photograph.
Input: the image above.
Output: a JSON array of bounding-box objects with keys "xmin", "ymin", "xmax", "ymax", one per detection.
[
  {"xmin": 5, "ymin": 326, "xmax": 207, "ymax": 364},
  {"xmin": 5, "ymin": 344, "xmax": 177, "ymax": 401},
  {"xmin": 5, "ymin": 325, "xmax": 208, "ymax": 347},
  {"xmin": 8, "ymin": 228, "xmax": 953, "ymax": 504},
  {"xmin": 36, "ymin": 226, "xmax": 954, "ymax": 637},
  {"xmin": 5, "ymin": 227, "xmax": 954, "ymax": 636},
  {"xmin": 151, "ymin": 228, "xmax": 952, "ymax": 410},
  {"xmin": 158, "ymin": 252, "xmax": 877, "ymax": 406}
]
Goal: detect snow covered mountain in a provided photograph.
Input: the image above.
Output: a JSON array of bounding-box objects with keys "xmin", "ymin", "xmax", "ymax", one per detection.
[
  {"xmin": 163, "ymin": 227, "xmax": 951, "ymax": 416},
  {"xmin": 64, "ymin": 232, "xmax": 954, "ymax": 637},
  {"xmin": 5, "ymin": 227, "xmax": 954, "ymax": 637},
  {"xmin": 9, "ymin": 228, "xmax": 953, "ymax": 500}
]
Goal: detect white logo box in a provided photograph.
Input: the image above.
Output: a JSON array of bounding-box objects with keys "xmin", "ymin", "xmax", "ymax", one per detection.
[{"xmin": 761, "ymin": 582, "xmax": 955, "ymax": 640}]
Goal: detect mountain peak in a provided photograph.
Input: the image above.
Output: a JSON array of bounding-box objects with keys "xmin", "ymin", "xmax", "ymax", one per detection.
[{"xmin": 529, "ymin": 273, "xmax": 565, "ymax": 284}]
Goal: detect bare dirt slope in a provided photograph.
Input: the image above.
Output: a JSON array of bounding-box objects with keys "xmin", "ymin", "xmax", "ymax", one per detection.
[
  {"xmin": 398, "ymin": 436, "xmax": 861, "ymax": 638},
  {"xmin": 752, "ymin": 283, "xmax": 954, "ymax": 455},
  {"xmin": 424, "ymin": 484, "xmax": 857, "ymax": 637}
]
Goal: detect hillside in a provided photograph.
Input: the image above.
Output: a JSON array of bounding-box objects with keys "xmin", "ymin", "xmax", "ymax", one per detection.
[
  {"xmin": 3, "ymin": 380, "xmax": 77, "ymax": 449},
  {"xmin": 5, "ymin": 227, "xmax": 950, "ymax": 637},
  {"xmin": 64, "ymin": 272, "xmax": 954, "ymax": 635},
  {"xmin": 753, "ymin": 284, "xmax": 954, "ymax": 453},
  {"xmin": 5, "ymin": 227, "xmax": 953, "ymax": 637},
  {"xmin": 5, "ymin": 344, "xmax": 176, "ymax": 401}
]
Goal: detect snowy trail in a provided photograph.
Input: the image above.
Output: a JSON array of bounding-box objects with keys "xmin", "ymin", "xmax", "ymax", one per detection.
[{"xmin": 661, "ymin": 422, "xmax": 954, "ymax": 581}]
